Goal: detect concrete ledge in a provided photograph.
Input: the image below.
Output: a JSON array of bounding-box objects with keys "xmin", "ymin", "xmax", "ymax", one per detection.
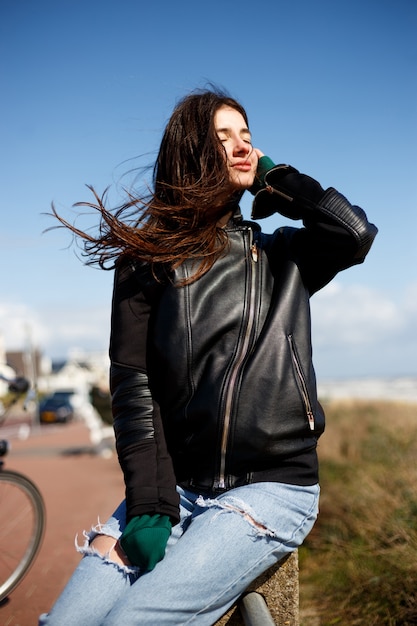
[{"xmin": 216, "ymin": 549, "xmax": 299, "ymax": 625}]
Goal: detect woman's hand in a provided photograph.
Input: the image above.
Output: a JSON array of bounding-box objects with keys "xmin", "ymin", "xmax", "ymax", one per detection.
[
  {"xmin": 249, "ymin": 153, "xmax": 275, "ymax": 196},
  {"xmin": 120, "ymin": 514, "xmax": 172, "ymax": 571}
]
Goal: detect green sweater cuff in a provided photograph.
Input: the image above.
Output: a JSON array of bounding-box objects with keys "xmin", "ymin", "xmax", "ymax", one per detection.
[{"xmin": 249, "ymin": 156, "xmax": 275, "ymax": 195}]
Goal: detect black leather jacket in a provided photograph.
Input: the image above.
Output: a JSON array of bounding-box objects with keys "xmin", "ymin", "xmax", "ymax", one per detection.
[{"xmin": 109, "ymin": 180, "xmax": 377, "ymax": 524}]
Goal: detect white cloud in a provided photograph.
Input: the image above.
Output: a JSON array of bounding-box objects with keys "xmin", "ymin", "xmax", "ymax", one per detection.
[
  {"xmin": 404, "ymin": 283, "xmax": 417, "ymax": 315},
  {"xmin": 310, "ymin": 281, "xmax": 417, "ymax": 377},
  {"xmin": 39, "ymin": 304, "xmax": 111, "ymax": 358},
  {"xmin": 0, "ymin": 300, "xmax": 110, "ymax": 359},
  {"xmin": 311, "ymin": 282, "xmax": 400, "ymax": 345},
  {"xmin": 0, "ymin": 301, "xmax": 48, "ymax": 351}
]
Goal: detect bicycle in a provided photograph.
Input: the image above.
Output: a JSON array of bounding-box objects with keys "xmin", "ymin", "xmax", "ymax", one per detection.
[{"xmin": 0, "ymin": 375, "xmax": 46, "ymax": 602}]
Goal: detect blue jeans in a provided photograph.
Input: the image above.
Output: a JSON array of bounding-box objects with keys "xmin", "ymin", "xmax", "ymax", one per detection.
[{"xmin": 39, "ymin": 482, "xmax": 319, "ymax": 625}]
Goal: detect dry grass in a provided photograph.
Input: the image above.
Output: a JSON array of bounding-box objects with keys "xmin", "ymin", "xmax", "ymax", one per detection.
[{"xmin": 299, "ymin": 400, "xmax": 417, "ymax": 626}]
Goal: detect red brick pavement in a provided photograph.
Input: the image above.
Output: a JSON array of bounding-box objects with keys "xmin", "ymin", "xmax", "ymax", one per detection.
[{"xmin": 0, "ymin": 420, "xmax": 124, "ymax": 626}]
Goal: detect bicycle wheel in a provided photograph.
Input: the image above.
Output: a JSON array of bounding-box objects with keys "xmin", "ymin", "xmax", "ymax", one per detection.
[{"xmin": 0, "ymin": 469, "xmax": 46, "ymax": 601}]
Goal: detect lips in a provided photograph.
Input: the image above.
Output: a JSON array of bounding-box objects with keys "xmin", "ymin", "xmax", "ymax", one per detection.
[{"xmin": 232, "ymin": 162, "xmax": 252, "ymax": 171}]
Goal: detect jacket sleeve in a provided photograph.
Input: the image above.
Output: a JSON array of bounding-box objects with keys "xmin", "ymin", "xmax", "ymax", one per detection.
[
  {"xmin": 253, "ymin": 167, "xmax": 378, "ymax": 294},
  {"xmin": 109, "ymin": 260, "xmax": 180, "ymax": 524},
  {"xmin": 295, "ymin": 188, "xmax": 378, "ymax": 294}
]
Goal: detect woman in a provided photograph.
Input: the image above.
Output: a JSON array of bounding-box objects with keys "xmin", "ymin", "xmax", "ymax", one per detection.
[{"xmin": 40, "ymin": 88, "xmax": 377, "ymax": 625}]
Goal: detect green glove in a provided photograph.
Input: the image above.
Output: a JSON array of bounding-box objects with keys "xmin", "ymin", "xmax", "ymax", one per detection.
[
  {"xmin": 120, "ymin": 514, "xmax": 172, "ymax": 570},
  {"xmin": 249, "ymin": 156, "xmax": 276, "ymax": 195}
]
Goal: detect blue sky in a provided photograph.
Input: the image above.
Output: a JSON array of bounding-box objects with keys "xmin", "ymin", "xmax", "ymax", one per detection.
[{"xmin": 1, "ymin": 0, "xmax": 416, "ymax": 379}]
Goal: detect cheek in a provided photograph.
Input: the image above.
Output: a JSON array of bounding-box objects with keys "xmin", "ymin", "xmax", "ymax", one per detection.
[{"xmin": 224, "ymin": 146, "xmax": 234, "ymax": 163}]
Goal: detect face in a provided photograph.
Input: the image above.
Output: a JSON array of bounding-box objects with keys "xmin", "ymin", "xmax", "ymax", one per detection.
[{"xmin": 214, "ymin": 105, "xmax": 258, "ymax": 190}]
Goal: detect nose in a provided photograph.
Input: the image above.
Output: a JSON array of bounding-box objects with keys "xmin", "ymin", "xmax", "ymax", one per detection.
[{"xmin": 233, "ymin": 136, "xmax": 251, "ymax": 156}]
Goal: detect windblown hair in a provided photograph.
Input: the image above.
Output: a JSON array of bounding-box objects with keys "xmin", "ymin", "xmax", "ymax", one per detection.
[{"xmin": 51, "ymin": 88, "xmax": 250, "ymax": 284}]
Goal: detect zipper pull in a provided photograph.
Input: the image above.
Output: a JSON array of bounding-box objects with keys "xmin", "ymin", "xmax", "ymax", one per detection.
[
  {"xmin": 251, "ymin": 242, "xmax": 258, "ymax": 262},
  {"xmin": 307, "ymin": 411, "xmax": 315, "ymax": 430}
]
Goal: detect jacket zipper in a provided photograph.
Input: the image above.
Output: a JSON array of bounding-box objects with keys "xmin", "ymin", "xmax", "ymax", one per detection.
[
  {"xmin": 288, "ymin": 334, "xmax": 315, "ymax": 430},
  {"xmin": 215, "ymin": 229, "xmax": 258, "ymax": 490}
]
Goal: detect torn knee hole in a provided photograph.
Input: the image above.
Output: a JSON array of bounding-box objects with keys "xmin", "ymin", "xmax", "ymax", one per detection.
[
  {"xmin": 76, "ymin": 531, "xmax": 138, "ymax": 575},
  {"xmin": 91, "ymin": 534, "xmax": 128, "ymax": 564}
]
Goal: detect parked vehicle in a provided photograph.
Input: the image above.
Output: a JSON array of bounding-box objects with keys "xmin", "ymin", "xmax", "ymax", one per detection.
[{"xmin": 38, "ymin": 391, "xmax": 76, "ymax": 424}]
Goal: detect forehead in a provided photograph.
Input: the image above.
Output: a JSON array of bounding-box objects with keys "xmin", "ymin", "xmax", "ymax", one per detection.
[{"xmin": 214, "ymin": 105, "xmax": 249, "ymax": 131}]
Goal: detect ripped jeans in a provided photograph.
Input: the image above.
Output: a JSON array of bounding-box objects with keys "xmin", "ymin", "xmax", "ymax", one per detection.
[{"xmin": 39, "ymin": 481, "xmax": 319, "ymax": 626}]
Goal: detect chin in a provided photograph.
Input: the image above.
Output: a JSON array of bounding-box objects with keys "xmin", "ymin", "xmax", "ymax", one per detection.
[{"xmin": 231, "ymin": 175, "xmax": 256, "ymax": 190}]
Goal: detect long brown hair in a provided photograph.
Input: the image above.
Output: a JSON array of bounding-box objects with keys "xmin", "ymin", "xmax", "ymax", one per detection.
[{"xmin": 51, "ymin": 87, "xmax": 250, "ymax": 284}]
